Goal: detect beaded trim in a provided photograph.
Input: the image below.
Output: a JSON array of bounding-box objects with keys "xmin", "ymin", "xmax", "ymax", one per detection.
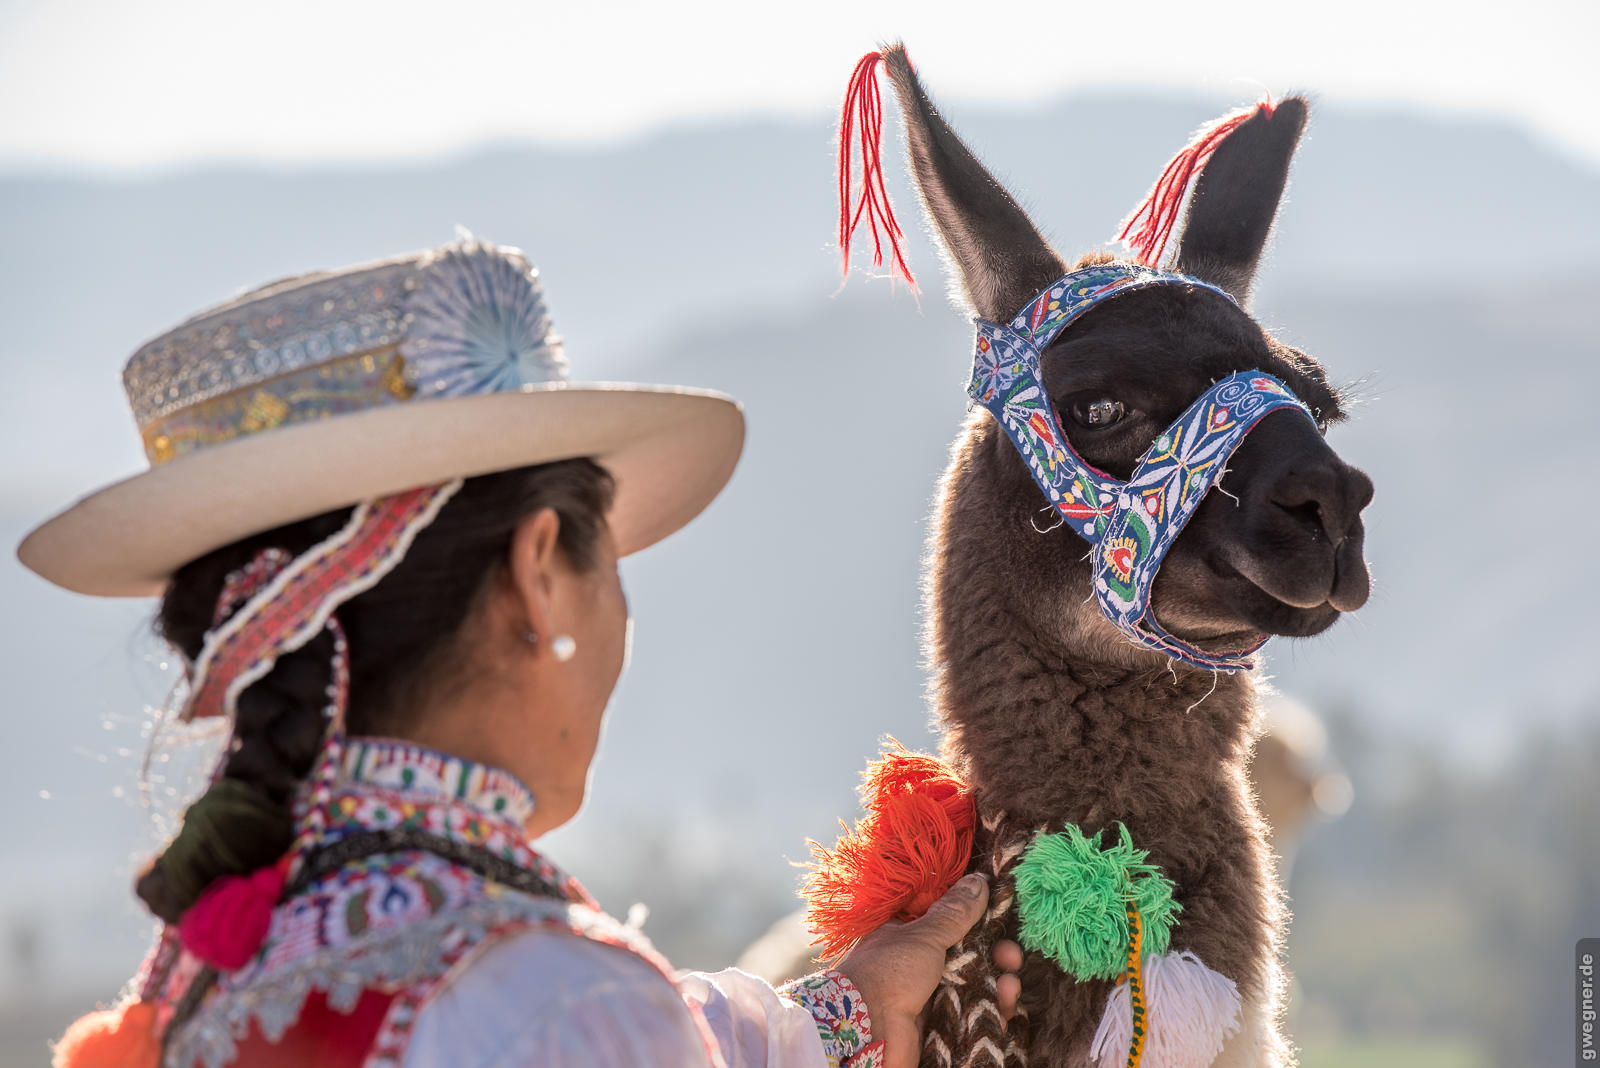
[
  {"xmin": 166, "ymin": 894, "xmax": 629, "ymax": 1068},
  {"xmin": 125, "ymin": 260, "xmax": 415, "ymax": 429},
  {"xmin": 342, "ymin": 738, "xmax": 538, "ymax": 830},
  {"xmin": 161, "ymin": 749, "xmax": 727, "ymax": 1068}
]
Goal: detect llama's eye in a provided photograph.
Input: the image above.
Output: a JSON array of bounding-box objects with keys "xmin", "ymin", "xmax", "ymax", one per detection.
[{"xmin": 1070, "ymin": 398, "xmax": 1126, "ymax": 429}]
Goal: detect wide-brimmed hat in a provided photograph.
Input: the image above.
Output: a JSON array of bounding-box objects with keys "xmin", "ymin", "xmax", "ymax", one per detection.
[{"xmin": 18, "ymin": 235, "xmax": 745, "ymax": 597}]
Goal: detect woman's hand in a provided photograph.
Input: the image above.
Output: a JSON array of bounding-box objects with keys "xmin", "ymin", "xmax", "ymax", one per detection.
[{"xmin": 836, "ymin": 874, "xmax": 1024, "ymax": 1068}]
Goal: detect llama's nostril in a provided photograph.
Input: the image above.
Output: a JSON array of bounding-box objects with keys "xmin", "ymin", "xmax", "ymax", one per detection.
[
  {"xmin": 1270, "ymin": 462, "xmax": 1370, "ymax": 548},
  {"xmin": 1277, "ymin": 500, "xmax": 1325, "ymax": 541}
]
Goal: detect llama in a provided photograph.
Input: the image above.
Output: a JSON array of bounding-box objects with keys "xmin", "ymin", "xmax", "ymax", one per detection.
[{"xmin": 812, "ymin": 47, "xmax": 1374, "ymax": 1068}]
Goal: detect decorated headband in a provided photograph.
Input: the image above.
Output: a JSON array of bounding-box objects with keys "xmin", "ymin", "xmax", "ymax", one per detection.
[{"xmin": 969, "ymin": 263, "xmax": 1314, "ymax": 670}]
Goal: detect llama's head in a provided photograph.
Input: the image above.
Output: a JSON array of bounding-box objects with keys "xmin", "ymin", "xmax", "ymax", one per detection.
[{"xmin": 874, "ymin": 48, "xmax": 1373, "ymax": 670}]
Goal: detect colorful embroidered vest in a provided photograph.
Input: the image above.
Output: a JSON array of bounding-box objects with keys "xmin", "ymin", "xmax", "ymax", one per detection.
[{"xmin": 152, "ymin": 739, "xmax": 726, "ymax": 1068}]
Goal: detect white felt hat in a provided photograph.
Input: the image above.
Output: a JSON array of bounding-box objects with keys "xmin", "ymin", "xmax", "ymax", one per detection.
[{"xmin": 17, "ymin": 236, "xmax": 745, "ymax": 597}]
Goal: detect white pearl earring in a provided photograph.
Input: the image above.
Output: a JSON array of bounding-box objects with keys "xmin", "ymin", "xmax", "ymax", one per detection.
[{"xmin": 550, "ymin": 635, "xmax": 577, "ymax": 662}]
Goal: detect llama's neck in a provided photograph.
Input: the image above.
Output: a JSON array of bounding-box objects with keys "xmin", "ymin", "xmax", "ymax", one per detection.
[
  {"xmin": 933, "ymin": 586, "xmax": 1285, "ymax": 1005},
  {"xmin": 933, "ymin": 602, "xmax": 1260, "ymax": 835}
]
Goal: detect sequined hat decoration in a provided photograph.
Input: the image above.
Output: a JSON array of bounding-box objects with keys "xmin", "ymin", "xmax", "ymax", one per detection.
[
  {"xmin": 19, "ymin": 233, "xmax": 745, "ymax": 596},
  {"xmin": 129, "ymin": 232, "xmax": 568, "ymax": 467},
  {"xmin": 969, "ymin": 262, "xmax": 1317, "ymax": 671}
]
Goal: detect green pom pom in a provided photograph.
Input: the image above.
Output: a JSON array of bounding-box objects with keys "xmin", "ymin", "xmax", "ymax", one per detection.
[{"xmin": 1013, "ymin": 822, "xmax": 1180, "ymax": 981}]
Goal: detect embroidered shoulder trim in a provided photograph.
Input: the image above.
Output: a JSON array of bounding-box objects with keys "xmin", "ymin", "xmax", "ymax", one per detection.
[{"xmin": 168, "ymin": 895, "xmax": 618, "ymax": 1068}]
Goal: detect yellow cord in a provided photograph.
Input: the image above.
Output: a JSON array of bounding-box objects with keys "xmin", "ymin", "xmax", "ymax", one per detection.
[{"xmin": 1125, "ymin": 897, "xmax": 1146, "ymax": 1068}]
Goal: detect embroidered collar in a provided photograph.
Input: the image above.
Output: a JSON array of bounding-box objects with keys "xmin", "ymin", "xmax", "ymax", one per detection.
[
  {"xmin": 340, "ymin": 736, "xmax": 539, "ymax": 830},
  {"xmin": 160, "ymin": 739, "xmax": 607, "ymax": 1068}
]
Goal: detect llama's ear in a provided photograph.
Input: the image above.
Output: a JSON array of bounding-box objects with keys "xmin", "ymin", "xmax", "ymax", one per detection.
[
  {"xmin": 1171, "ymin": 97, "xmax": 1308, "ymax": 303},
  {"xmin": 881, "ymin": 46, "xmax": 1064, "ymax": 321}
]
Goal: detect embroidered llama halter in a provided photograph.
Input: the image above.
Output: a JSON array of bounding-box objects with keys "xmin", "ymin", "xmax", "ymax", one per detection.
[{"xmin": 969, "ymin": 262, "xmax": 1316, "ymax": 671}]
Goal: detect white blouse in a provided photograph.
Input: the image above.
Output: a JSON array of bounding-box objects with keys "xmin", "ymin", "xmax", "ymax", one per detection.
[{"xmin": 404, "ymin": 926, "xmax": 830, "ymax": 1067}]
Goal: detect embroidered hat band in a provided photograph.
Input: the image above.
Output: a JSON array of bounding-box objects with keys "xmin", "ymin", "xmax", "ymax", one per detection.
[
  {"xmin": 968, "ymin": 263, "xmax": 1316, "ymax": 671},
  {"xmin": 128, "ymin": 236, "xmax": 566, "ymax": 465}
]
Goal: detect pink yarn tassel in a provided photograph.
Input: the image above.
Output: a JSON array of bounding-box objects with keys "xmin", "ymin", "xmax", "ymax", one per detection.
[{"xmin": 178, "ymin": 859, "xmax": 288, "ymax": 970}]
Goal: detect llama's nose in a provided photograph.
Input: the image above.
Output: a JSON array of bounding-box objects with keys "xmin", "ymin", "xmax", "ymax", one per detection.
[{"xmin": 1269, "ymin": 461, "xmax": 1373, "ymax": 547}]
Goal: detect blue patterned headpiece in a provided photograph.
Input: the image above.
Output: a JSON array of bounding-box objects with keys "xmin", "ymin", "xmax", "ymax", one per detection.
[{"xmin": 969, "ymin": 263, "xmax": 1316, "ymax": 671}]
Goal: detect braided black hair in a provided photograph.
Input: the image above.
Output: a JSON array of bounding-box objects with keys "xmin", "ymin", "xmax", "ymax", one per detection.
[{"xmin": 135, "ymin": 459, "xmax": 616, "ymax": 923}]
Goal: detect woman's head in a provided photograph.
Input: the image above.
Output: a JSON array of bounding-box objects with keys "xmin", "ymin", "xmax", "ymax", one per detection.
[{"xmin": 138, "ymin": 457, "xmax": 620, "ymax": 923}]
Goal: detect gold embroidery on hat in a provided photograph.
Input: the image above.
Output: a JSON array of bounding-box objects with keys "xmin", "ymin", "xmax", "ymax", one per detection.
[
  {"xmin": 240, "ymin": 390, "xmax": 291, "ymax": 432},
  {"xmin": 140, "ymin": 345, "xmax": 409, "ymax": 465},
  {"xmin": 383, "ymin": 354, "xmax": 415, "ymax": 401}
]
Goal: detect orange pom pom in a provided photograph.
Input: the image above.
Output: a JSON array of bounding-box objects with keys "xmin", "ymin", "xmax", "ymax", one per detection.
[
  {"xmin": 53, "ymin": 1000, "xmax": 160, "ymax": 1068},
  {"xmin": 802, "ymin": 740, "xmax": 976, "ymax": 961}
]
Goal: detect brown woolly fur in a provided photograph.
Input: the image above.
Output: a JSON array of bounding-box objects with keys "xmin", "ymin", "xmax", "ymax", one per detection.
[
  {"xmin": 927, "ymin": 483, "xmax": 1282, "ymax": 1056},
  {"xmin": 877, "ymin": 43, "xmax": 1372, "ymax": 1068}
]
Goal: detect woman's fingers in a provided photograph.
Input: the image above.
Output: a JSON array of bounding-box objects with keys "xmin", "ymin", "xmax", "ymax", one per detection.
[
  {"xmin": 996, "ymin": 972, "xmax": 1022, "ymax": 1024},
  {"xmin": 903, "ymin": 873, "xmax": 989, "ymax": 951},
  {"xmin": 991, "ymin": 939, "xmax": 1023, "ymax": 1025},
  {"xmin": 835, "ymin": 874, "xmax": 991, "ymax": 1068}
]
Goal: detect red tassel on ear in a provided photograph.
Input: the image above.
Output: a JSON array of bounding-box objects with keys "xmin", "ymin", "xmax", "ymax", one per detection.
[
  {"xmin": 838, "ymin": 50, "xmax": 917, "ymax": 293},
  {"xmin": 1117, "ymin": 98, "xmax": 1276, "ymax": 267}
]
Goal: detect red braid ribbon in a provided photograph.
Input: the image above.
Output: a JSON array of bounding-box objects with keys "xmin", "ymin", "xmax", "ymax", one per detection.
[
  {"xmin": 212, "ymin": 549, "xmax": 292, "ymax": 628},
  {"xmin": 838, "ymin": 50, "xmax": 917, "ymax": 293},
  {"xmin": 1116, "ymin": 99, "xmax": 1275, "ymax": 267},
  {"xmin": 183, "ymin": 481, "xmax": 461, "ymax": 723}
]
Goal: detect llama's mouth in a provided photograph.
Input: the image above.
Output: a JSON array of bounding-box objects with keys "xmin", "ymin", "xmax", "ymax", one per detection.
[
  {"xmin": 1147, "ymin": 541, "xmax": 1354, "ymax": 645},
  {"xmin": 1207, "ymin": 555, "xmax": 1346, "ymax": 639}
]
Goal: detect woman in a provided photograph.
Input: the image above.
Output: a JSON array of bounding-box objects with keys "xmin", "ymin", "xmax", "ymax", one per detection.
[{"xmin": 22, "ymin": 235, "xmax": 1019, "ymax": 1067}]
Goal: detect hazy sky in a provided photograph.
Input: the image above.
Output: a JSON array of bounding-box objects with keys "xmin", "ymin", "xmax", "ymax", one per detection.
[{"xmin": 2, "ymin": 0, "xmax": 1595, "ymax": 170}]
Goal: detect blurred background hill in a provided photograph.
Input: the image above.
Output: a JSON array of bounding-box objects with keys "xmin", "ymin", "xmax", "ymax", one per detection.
[{"xmin": 2, "ymin": 12, "xmax": 1598, "ymax": 1066}]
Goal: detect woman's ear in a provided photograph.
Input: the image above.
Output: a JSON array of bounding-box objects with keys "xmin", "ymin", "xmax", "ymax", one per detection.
[{"xmin": 507, "ymin": 508, "xmax": 562, "ymax": 649}]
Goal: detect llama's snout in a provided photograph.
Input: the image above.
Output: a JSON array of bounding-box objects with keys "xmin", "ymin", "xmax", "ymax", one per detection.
[
  {"xmin": 1216, "ymin": 413, "xmax": 1374, "ymax": 614},
  {"xmin": 1268, "ymin": 460, "xmax": 1373, "ymax": 550}
]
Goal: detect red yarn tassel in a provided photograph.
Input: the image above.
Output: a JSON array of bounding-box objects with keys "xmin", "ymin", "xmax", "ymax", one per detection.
[
  {"xmin": 803, "ymin": 740, "xmax": 974, "ymax": 961},
  {"xmin": 837, "ymin": 50, "xmax": 917, "ymax": 292},
  {"xmin": 1117, "ymin": 98, "xmax": 1275, "ymax": 267}
]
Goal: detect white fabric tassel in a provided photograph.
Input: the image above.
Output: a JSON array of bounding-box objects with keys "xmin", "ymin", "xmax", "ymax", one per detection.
[{"xmin": 1090, "ymin": 950, "xmax": 1243, "ymax": 1068}]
